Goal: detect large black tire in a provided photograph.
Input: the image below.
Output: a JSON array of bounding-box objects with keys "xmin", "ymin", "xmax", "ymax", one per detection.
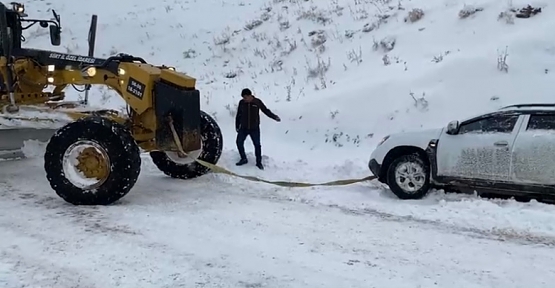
[
  {"xmin": 44, "ymin": 116, "xmax": 141, "ymax": 205},
  {"xmin": 150, "ymin": 110, "xmax": 223, "ymax": 179},
  {"xmin": 386, "ymin": 154, "xmax": 431, "ymax": 200}
]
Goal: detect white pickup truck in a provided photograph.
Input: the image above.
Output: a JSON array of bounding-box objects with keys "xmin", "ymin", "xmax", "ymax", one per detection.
[{"xmin": 368, "ymin": 104, "xmax": 555, "ymax": 202}]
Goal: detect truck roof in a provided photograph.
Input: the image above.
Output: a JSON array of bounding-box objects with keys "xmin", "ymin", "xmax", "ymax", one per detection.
[{"xmin": 498, "ymin": 103, "xmax": 555, "ymax": 111}]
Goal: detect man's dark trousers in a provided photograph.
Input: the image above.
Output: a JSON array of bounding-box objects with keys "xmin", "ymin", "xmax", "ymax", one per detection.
[{"xmin": 236, "ymin": 128, "xmax": 261, "ymax": 164}]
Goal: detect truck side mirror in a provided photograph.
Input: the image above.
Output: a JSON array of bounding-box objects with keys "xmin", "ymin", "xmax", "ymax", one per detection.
[
  {"xmin": 49, "ymin": 25, "xmax": 61, "ymax": 46},
  {"xmin": 446, "ymin": 120, "xmax": 460, "ymax": 135}
]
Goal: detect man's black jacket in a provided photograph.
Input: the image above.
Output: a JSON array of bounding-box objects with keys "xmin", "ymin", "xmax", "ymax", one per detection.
[{"xmin": 235, "ymin": 97, "xmax": 278, "ymax": 130}]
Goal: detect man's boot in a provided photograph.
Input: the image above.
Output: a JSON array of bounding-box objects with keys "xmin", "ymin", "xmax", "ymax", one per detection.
[
  {"xmin": 256, "ymin": 162, "xmax": 264, "ymax": 170},
  {"xmin": 236, "ymin": 158, "xmax": 248, "ymax": 166}
]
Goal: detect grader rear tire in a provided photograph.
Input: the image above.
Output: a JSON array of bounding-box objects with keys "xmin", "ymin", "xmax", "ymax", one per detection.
[
  {"xmin": 44, "ymin": 116, "xmax": 141, "ymax": 205},
  {"xmin": 150, "ymin": 110, "xmax": 223, "ymax": 179}
]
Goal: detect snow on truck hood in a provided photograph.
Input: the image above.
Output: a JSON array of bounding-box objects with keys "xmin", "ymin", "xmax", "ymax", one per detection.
[
  {"xmin": 388, "ymin": 127, "xmax": 444, "ymax": 140},
  {"xmin": 379, "ymin": 127, "xmax": 445, "ymax": 150}
]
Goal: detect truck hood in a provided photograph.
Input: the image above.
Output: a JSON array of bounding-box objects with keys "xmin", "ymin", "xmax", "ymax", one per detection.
[{"xmin": 384, "ymin": 127, "xmax": 444, "ymax": 150}]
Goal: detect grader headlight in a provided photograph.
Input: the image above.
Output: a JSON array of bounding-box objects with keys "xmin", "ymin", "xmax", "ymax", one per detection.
[
  {"xmin": 12, "ymin": 3, "xmax": 24, "ymax": 14},
  {"xmin": 81, "ymin": 66, "xmax": 97, "ymax": 78},
  {"xmin": 46, "ymin": 65, "xmax": 55, "ymax": 84},
  {"xmin": 118, "ymin": 68, "xmax": 126, "ymax": 75}
]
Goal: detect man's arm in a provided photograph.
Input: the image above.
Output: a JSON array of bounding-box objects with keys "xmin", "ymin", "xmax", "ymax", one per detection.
[
  {"xmin": 257, "ymin": 99, "xmax": 280, "ymax": 121},
  {"xmin": 235, "ymin": 100, "xmax": 243, "ymax": 130}
]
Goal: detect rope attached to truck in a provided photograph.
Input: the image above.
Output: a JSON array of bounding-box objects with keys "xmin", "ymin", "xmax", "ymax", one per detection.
[{"xmin": 167, "ymin": 117, "xmax": 376, "ymax": 187}]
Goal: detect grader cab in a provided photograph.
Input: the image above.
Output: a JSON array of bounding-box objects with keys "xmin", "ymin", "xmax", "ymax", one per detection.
[{"xmin": 0, "ymin": 2, "xmax": 223, "ymax": 205}]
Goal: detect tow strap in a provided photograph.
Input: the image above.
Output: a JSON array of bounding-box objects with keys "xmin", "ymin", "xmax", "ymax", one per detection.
[{"xmin": 168, "ymin": 118, "xmax": 376, "ymax": 187}]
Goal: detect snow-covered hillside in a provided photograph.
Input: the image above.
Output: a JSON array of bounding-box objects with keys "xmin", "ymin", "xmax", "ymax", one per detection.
[
  {"xmin": 24, "ymin": 0, "xmax": 555, "ymax": 152},
  {"xmin": 2, "ymin": 0, "xmax": 555, "ymax": 287}
]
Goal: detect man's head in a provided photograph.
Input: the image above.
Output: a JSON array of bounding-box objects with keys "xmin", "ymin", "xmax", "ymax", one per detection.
[{"xmin": 241, "ymin": 88, "xmax": 254, "ymax": 102}]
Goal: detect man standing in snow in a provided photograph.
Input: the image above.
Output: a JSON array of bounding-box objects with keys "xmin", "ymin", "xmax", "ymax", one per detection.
[{"xmin": 235, "ymin": 88, "xmax": 281, "ymax": 170}]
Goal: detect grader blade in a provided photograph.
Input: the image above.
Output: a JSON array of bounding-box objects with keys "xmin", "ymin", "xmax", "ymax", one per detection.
[
  {"xmin": 0, "ymin": 106, "xmax": 74, "ymax": 158},
  {"xmin": 0, "ymin": 128, "xmax": 58, "ymax": 150}
]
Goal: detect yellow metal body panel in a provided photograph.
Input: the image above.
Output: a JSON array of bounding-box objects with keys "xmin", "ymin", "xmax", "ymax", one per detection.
[
  {"xmin": 160, "ymin": 69, "xmax": 196, "ymax": 88},
  {"xmin": 0, "ymin": 56, "xmax": 198, "ymax": 152}
]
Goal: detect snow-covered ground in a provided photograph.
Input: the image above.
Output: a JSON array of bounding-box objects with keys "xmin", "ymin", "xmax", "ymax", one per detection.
[{"xmin": 2, "ymin": 0, "xmax": 555, "ymax": 286}]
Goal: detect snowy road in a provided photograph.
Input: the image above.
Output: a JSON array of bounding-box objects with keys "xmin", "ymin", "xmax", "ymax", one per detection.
[{"xmin": 1, "ymin": 152, "xmax": 555, "ymax": 288}]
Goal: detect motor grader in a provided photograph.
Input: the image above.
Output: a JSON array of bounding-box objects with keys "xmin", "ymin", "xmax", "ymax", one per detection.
[{"xmin": 0, "ymin": 2, "xmax": 223, "ymax": 205}]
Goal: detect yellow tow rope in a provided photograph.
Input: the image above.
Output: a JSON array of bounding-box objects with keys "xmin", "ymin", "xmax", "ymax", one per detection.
[{"xmin": 168, "ymin": 118, "xmax": 376, "ymax": 187}]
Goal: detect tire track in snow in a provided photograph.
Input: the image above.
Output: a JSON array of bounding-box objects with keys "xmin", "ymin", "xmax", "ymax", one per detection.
[
  {"xmin": 217, "ymin": 178, "xmax": 555, "ymax": 247},
  {"xmin": 0, "ymin": 180, "xmax": 140, "ymax": 237},
  {"xmin": 333, "ymin": 204, "xmax": 555, "ymax": 247},
  {"xmin": 0, "ymin": 238, "xmax": 99, "ymax": 288},
  {"xmin": 3, "ymin": 156, "xmax": 555, "ymax": 249},
  {"xmin": 0, "ymin": 179, "xmax": 277, "ymax": 288},
  {"xmin": 3, "ymin": 158, "xmax": 555, "ymax": 287}
]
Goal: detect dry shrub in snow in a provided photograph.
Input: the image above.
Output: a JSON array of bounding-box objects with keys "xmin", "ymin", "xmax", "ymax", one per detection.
[
  {"xmin": 373, "ymin": 36, "xmax": 396, "ymax": 52},
  {"xmin": 305, "ymin": 55, "xmax": 331, "ymax": 79},
  {"xmin": 458, "ymin": 5, "xmax": 484, "ymax": 19},
  {"xmin": 498, "ymin": 11, "xmax": 515, "ymax": 24},
  {"xmin": 279, "ymin": 38, "xmax": 297, "ymax": 57},
  {"xmin": 309, "ymin": 30, "xmax": 327, "ymax": 51},
  {"xmin": 497, "ymin": 47, "xmax": 509, "ymax": 73},
  {"xmin": 404, "ymin": 8, "xmax": 424, "ymax": 23},
  {"xmin": 244, "ymin": 19, "xmax": 263, "ymax": 31},
  {"xmin": 261, "ymin": 11, "xmax": 272, "ymax": 21},
  {"xmin": 514, "ymin": 5, "xmax": 542, "ymax": 18},
  {"xmin": 270, "ymin": 59, "xmax": 283, "ymax": 72},
  {"xmin": 279, "ymin": 20, "xmax": 290, "ymax": 31},
  {"xmin": 214, "ymin": 33, "xmax": 231, "ymax": 46},
  {"xmin": 382, "ymin": 54, "xmax": 390, "ymax": 66},
  {"xmin": 297, "ymin": 6, "xmax": 332, "ymax": 25},
  {"xmin": 347, "ymin": 47, "xmax": 362, "ymax": 65},
  {"xmin": 223, "ymin": 70, "xmax": 239, "ymax": 79},
  {"xmin": 182, "ymin": 49, "xmax": 197, "ymax": 59},
  {"xmin": 362, "ymin": 14, "xmax": 391, "ymax": 33},
  {"xmin": 410, "ymin": 91, "xmax": 429, "ymax": 111}
]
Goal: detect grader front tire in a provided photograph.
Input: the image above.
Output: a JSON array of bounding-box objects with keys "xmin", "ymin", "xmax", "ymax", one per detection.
[
  {"xmin": 150, "ymin": 110, "xmax": 223, "ymax": 179},
  {"xmin": 44, "ymin": 117, "xmax": 141, "ymax": 205}
]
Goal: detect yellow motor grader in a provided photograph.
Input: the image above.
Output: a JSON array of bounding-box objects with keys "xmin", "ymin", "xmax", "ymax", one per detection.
[{"xmin": 0, "ymin": 2, "xmax": 223, "ymax": 205}]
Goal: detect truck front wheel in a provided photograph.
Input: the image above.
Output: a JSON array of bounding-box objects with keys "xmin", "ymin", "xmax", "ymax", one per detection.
[{"xmin": 386, "ymin": 154, "xmax": 431, "ymax": 200}]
